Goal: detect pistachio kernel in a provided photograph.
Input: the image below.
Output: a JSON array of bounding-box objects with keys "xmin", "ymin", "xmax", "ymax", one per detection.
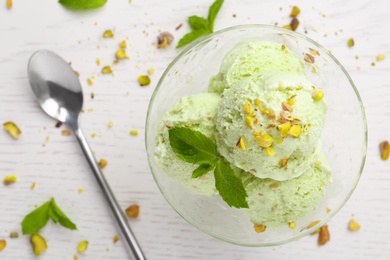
[
  {"xmin": 376, "ymin": 54, "xmax": 385, "ymax": 62},
  {"xmin": 254, "ymin": 224, "xmax": 266, "ymax": 233},
  {"xmin": 115, "ymin": 49, "xmax": 130, "ymax": 60},
  {"xmin": 130, "ymin": 130, "xmax": 139, "ymax": 136},
  {"xmin": 309, "ymin": 48, "xmax": 320, "ymax": 56},
  {"xmin": 269, "ymin": 183, "xmax": 280, "ymax": 189},
  {"xmin": 96, "ymin": 59, "xmax": 101, "ymax": 66},
  {"xmin": 347, "ymin": 38, "xmax": 354, "ymax": 47},
  {"xmin": 119, "ymin": 40, "xmax": 127, "ymax": 49},
  {"xmin": 287, "ymin": 98, "xmax": 295, "ymax": 105},
  {"xmin": 306, "ymin": 220, "xmax": 321, "ymax": 229},
  {"xmin": 138, "ymin": 75, "xmax": 151, "ymax": 86},
  {"xmin": 236, "ymin": 136, "xmax": 247, "ymax": 150},
  {"xmin": 77, "ymin": 240, "xmax": 89, "ymax": 253},
  {"xmin": 125, "ymin": 204, "xmax": 140, "ymax": 218},
  {"xmin": 254, "ymin": 98, "xmax": 261, "ymax": 105},
  {"xmin": 274, "ymin": 138, "xmax": 284, "ymax": 144},
  {"xmin": 312, "ymin": 89, "xmax": 324, "ymax": 101},
  {"xmin": 290, "ymin": 18, "xmax": 300, "ymax": 31},
  {"xmin": 288, "ymin": 222, "xmax": 296, "ymax": 229},
  {"xmin": 103, "ymin": 30, "xmax": 114, "ymax": 38},
  {"xmin": 157, "ymin": 32, "xmax": 174, "ymax": 48},
  {"xmin": 87, "ymin": 78, "xmax": 94, "ymax": 86},
  {"xmin": 102, "ymin": 66, "xmax": 113, "ymax": 74},
  {"xmin": 282, "ymin": 102, "xmax": 293, "ymax": 112},
  {"xmin": 61, "ymin": 130, "xmax": 71, "ymax": 136},
  {"xmin": 30, "ymin": 234, "xmax": 47, "ymax": 256},
  {"xmin": 3, "ymin": 175, "xmax": 17, "ymax": 186},
  {"xmin": 379, "ymin": 141, "xmax": 390, "ymax": 160},
  {"xmin": 254, "ymin": 134, "xmax": 273, "ymax": 148},
  {"xmin": 243, "ymin": 101, "xmax": 252, "ymax": 114},
  {"xmin": 277, "ymin": 123, "xmax": 291, "ymax": 138},
  {"xmin": 245, "ymin": 115, "xmax": 253, "ymax": 128},
  {"xmin": 113, "ymin": 235, "xmax": 120, "ymax": 243},
  {"xmin": 304, "ymin": 53, "xmax": 315, "ymax": 63},
  {"xmin": 282, "ymin": 24, "xmax": 292, "ymax": 30},
  {"xmin": 3, "ymin": 121, "xmax": 21, "ymax": 139},
  {"xmin": 147, "ymin": 68, "xmax": 155, "ymax": 75},
  {"xmin": 0, "ymin": 240, "xmax": 6, "ymax": 251},
  {"xmin": 280, "ymin": 158, "xmax": 288, "ymax": 168},
  {"xmin": 6, "ymin": 0, "xmax": 12, "ymax": 9},
  {"xmin": 348, "ymin": 219, "xmax": 361, "ymax": 231},
  {"xmin": 288, "ymin": 125, "xmax": 302, "ymax": 138},
  {"xmin": 10, "ymin": 232, "xmax": 18, "ymax": 238},
  {"xmin": 253, "ymin": 130, "xmax": 263, "ymax": 137},
  {"xmin": 108, "ymin": 121, "xmax": 114, "ymax": 127},
  {"xmin": 99, "ymin": 159, "xmax": 108, "ymax": 169},
  {"xmin": 290, "ymin": 6, "xmax": 301, "ymax": 18},
  {"xmin": 318, "ymin": 225, "xmax": 330, "ymax": 246},
  {"xmin": 263, "ymin": 147, "xmax": 275, "ymax": 156}
]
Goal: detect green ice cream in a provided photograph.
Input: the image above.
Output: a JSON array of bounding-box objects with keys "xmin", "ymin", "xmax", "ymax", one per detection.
[
  {"xmin": 209, "ymin": 41, "xmax": 305, "ymax": 94},
  {"xmin": 240, "ymin": 152, "xmax": 332, "ymax": 228},
  {"xmin": 215, "ymin": 72, "xmax": 326, "ymax": 181},
  {"xmin": 155, "ymin": 93, "xmax": 220, "ymax": 195}
]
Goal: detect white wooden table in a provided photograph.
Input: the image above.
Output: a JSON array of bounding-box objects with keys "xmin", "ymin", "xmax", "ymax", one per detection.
[{"xmin": 0, "ymin": 0, "xmax": 389, "ymax": 259}]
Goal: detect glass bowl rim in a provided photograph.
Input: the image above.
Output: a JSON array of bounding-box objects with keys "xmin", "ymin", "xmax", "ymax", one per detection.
[{"xmin": 145, "ymin": 24, "xmax": 368, "ymax": 246}]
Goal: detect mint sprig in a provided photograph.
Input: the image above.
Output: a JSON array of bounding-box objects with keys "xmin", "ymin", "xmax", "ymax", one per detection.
[
  {"xmin": 59, "ymin": 0, "xmax": 107, "ymax": 10},
  {"xmin": 168, "ymin": 127, "xmax": 248, "ymax": 209},
  {"xmin": 177, "ymin": 0, "xmax": 224, "ymax": 48},
  {"xmin": 22, "ymin": 198, "xmax": 77, "ymax": 235}
]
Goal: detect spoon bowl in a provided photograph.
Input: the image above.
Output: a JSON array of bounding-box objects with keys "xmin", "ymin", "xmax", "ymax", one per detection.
[{"xmin": 28, "ymin": 50, "xmax": 82, "ymax": 125}]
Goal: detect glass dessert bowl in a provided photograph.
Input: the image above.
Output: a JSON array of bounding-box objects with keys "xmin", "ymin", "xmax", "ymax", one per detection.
[{"xmin": 145, "ymin": 25, "xmax": 367, "ymax": 246}]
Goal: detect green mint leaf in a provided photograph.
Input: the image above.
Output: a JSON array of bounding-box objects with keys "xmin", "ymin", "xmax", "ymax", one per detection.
[
  {"xmin": 21, "ymin": 200, "xmax": 51, "ymax": 235},
  {"xmin": 49, "ymin": 206, "xmax": 59, "ymax": 223},
  {"xmin": 176, "ymin": 28, "xmax": 211, "ymax": 48},
  {"xmin": 192, "ymin": 163, "xmax": 215, "ymax": 178},
  {"xmin": 214, "ymin": 159, "xmax": 249, "ymax": 209},
  {"xmin": 207, "ymin": 0, "xmax": 224, "ymax": 31},
  {"xmin": 188, "ymin": 16, "xmax": 209, "ymax": 30},
  {"xmin": 59, "ymin": 0, "xmax": 107, "ymax": 10},
  {"xmin": 51, "ymin": 199, "xmax": 77, "ymax": 231},
  {"xmin": 168, "ymin": 126, "xmax": 218, "ymax": 164}
]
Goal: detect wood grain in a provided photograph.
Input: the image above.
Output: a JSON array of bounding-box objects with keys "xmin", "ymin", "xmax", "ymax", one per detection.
[{"xmin": 1, "ymin": 0, "xmax": 389, "ymax": 259}]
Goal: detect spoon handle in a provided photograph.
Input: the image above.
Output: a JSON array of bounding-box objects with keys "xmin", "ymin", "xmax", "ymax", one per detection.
[{"xmin": 73, "ymin": 127, "xmax": 146, "ymax": 260}]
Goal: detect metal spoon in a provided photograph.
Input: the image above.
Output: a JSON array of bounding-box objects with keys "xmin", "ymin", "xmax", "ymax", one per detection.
[{"xmin": 28, "ymin": 50, "xmax": 146, "ymax": 260}]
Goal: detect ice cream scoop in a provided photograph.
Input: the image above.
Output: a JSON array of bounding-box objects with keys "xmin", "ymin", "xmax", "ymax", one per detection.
[
  {"xmin": 215, "ymin": 72, "xmax": 326, "ymax": 181},
  {"xmin": 155, "ymin": 93, "xmax": 221, "ymax": 194},
  {"xmin": 209, "ymin": 41, "xmax": 305, "ymax": 94}
]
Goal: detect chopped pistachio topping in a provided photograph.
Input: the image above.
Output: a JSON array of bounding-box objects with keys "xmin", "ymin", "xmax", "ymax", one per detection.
[
  {"xmin": 254, "ymin": 98, "xmax": 261, "ymax": 105},
  {"xmin": 125, "ymin": 204, "xmax": 140, "ymax": 218},
  {"xmin": 263, "ymin": 147, "xmax": 275, "ymax": 156},
  {"xmin": 147, "ymin": 68, "xmax": 155, "ymax": 75},
  {"xmin": 99, "ymin": 159, "xmax": 108, "ymax": 169},
  {"xmin": 61, "ymin": 130, "xmax": 71, "ymax": 136},
  {"xmin": 103, "ymin": 30, "xmax": 114, "ymax": 38},
  {"xmin": 113, "ymin": 235, "xmax": 120, "ymax": 243},
  {"xmin": 96, "ymin": 59, "xmax": 101, "ymax": 66},
  {"xmin": 129, "ymin": 130, "xmax": 139, "ymax": 136},
  {"xmin": 290, "ymin": 6, "xmax": 301, "ymax": 18},
  {"xmin": 312, "ymin": 89, "xmax": 324, "ymax": 101},
  {"xmin": 347, "ymin": 38, "xmax": 354, "ymax": 47},
  {"xmin": 269, "ymin": 183, "xmax": 280, "ymax": 189},
  {"xmin": 288, "ymin": 222, "xmax": 296, "ymax": 229},
  {"xmin": 253, "ymin": 224, "xmax": 266, "ymax": 233},
  {"xmin": 243, "ymin": 101, "xmax": 252, "ymax": 114},
  {"xmin": 306, "ymin": 220, "xmax": 321, "ymax": 229},
  {"xmin": 0, "ymin": 240, "xmax": 6, "ymax": 251},
  {"xmin": 280, "ymin": 158, "xmax": 288, "ymax": 168},
  {"xmin": 348, "ymin": 219, "xmax": 361, "ymax": 231},
  {"xmin": 157, "ymin": 32, "xmax": 174, "ymax": 48},
  {"xmin": 376, "ymin": 54, "xmax": 385, "ymax": 62},
  {"xmin": 282, "ymin": 102, "xmax": 293, "ymax": 112},
  {"xmin": 87, "ymin": 78, "xmax": 93, "ymax": 86},
  {"xmin": 102, "ymin": 66, "xmax": 113, "ymax": 74},
  {"xmin": 3, "ymin": 121, "xmax": 21, "ymax": 139},
  {"xmin": 379, "ymin": 141, "xmax": 389, "ymax": 160},
  {"xmin": 115, "ymin": 49, "xmax": 129, "ymax": 60},
  {"xmin": 304, "ymin": 53, "xmax": 315, "ymax": 63},
  {"xmin": 236, "ymin": 136, "xmax": 247, "ymax": 150},
  {"xmin": 138, "ymin": 75, "xmax": 151, "ymax": 86},
  {"xmin": 254, "ymin": 134, "xmax": 273, "ymax": 148},
  {"xmin": 277, "ymin": 123, "xmax": 291, "ymax": 138},
  {"xmin": 119, "ymin": 40, "xmax": 127, "ymax": 49},
  {"xmin": 30, "ymin": 234, "xmax": 47, "ymax": 256},
  {"xmin": 245, "ymin": 115, "xmax": 253, "ymax": 128},
  {"xmin": 77, "ymin": 240, "xmax": 89, "ymax": 253},
  {"xmin": 318, "ymin": 225, "xmax": 330, "ymax": 246},
  {"xmin": 282, "ymin": 24, "xmax": 292, "ymax": 30},
  {"xmin": 288, "ymin": 125, "xmax": 302, "ymax": 137},
  {"xmin": 290, "ymin": 18, "xmax": 300, "ymax": 31},
  {"xmin": 3, "ymin": 175, "xmax": 17, "ymax": 186},
  {"xmin": 108, "ymin": 121, "xmax": 114, "ymax": 127}
]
